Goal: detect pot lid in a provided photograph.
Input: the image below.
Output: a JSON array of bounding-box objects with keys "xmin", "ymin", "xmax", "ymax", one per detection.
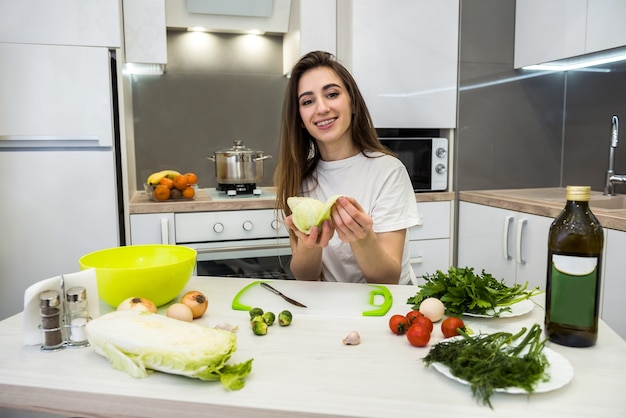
[{"xmin": 216, "ymin": 139, "xmax": 261, "ymax": 155}]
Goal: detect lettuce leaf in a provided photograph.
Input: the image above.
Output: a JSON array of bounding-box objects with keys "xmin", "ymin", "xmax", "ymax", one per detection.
[
  {"xmin": 86, "ymin": 310, "xmax": 253, "ymax": 390},
  {"xmin": 287, "ymin": 195, "xmax": 341, "ymax": 234}
]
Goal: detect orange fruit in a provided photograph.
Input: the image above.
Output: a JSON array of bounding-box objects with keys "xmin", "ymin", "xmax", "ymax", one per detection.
[
  {"xmin": 173, "ymin": 175, "xmax": 189, "ymax": 191},
  {"xmin": 159, "ymin": 177, "xmax": 174, "ymax": 189},
  {"xmin": 185, "ymin": 172, "xmax": 198, "ymax": 185},
  {"xmin": 153, "ymin": 184, "xmax": 171, "ymax": 201},
  {"xmin": 182, "ymin": 186, "xmax": 196, "ymax": 199}
]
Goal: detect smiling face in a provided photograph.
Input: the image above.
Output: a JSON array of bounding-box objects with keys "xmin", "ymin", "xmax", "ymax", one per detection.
[{"xmin": 297, "ymin": 66, "xmax": 356, "ymax": 159}]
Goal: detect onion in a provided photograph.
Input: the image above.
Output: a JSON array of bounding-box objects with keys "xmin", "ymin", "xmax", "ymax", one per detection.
[
  {"xmin": 180, "ymin": 290, "xmax": 208, "ymax": 319},
  {"xmin": 166, "ymin": 303, "xmax": 193, "ymax": 322},
  {"xmin": 117, "ymin": 297, "xmax": 157, "ymax": 313},
  {"xmin": 419, "ymin": 297, "xmax": 446, "ymax": 322}
]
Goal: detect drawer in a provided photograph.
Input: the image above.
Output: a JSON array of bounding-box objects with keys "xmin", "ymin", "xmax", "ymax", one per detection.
[
  {"xmin": 408, "ymin": 238, "xmax": 451, "ymax": 283},
  {"xmin": 409, "ymin": 201, "xmax": 451, "ymax": 240}
]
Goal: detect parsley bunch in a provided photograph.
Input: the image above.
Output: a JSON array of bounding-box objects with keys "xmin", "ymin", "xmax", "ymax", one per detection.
[{"xmin": 406, "ymin": 267, "xmax": 542, "ymax": 316}]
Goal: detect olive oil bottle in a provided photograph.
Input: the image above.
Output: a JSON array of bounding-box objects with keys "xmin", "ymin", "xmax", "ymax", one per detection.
[{"xmin": 545, "ymin": 186, "xmax": 604, "ymax": 347}]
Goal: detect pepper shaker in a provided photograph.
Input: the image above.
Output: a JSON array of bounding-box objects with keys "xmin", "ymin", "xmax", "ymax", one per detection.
[
  {"xmin": 65, "ymin": 286, "xmax": 90, "ymax": 347},
  {"xmin": 39, "ymin": 290, "xmax": 65, "ymax": 351}
]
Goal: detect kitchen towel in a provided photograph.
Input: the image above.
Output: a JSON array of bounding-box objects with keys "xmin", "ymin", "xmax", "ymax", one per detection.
[{"xmin": 22, "ymin": 269, "xmax": 100, "ymax": 346}]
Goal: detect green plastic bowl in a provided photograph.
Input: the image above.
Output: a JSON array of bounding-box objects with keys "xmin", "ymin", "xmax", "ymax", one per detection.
[{"xmin": 79, "ymin": 244, "xmax": 197, "ymax": 308}]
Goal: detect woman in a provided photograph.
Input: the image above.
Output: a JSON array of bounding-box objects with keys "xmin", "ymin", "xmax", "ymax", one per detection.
[{"xmin": 274, "ymin": 51, "xmax": 420, "ymax": 285}]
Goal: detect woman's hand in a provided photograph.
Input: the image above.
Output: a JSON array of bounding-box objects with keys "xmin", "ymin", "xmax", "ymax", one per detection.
[
  {"xmin": 285, "ymin": 215, "xmax": 335, "ymax": 248},
  {"xmin": 331, "ymin": 196, "xmax": 373, "ymax": 242}
]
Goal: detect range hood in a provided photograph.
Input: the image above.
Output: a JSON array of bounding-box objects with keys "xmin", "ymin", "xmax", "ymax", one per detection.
[{"xmin": 165, "ymin": 0, "xmax": 291, "ymax": 34}]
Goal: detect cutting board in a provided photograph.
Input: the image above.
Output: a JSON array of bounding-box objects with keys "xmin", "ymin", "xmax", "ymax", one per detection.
[{"xmin": 231, "ymin": 280, "xmax": 393, "ymax": 317}]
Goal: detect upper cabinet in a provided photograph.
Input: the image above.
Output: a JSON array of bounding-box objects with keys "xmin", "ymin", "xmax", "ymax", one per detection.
[
  {"xmin": 165, "ymin": 0, "xmax": 291, "ymax": 33},
  {"xmin": 514, "ymin": 0, "xmax": 626, "ymax": 68},
  {"xmin": 123, "ymin": 0, "xmax": 167, "ymax": 65},
  {"xmin": 0, "ymin": 0, "xmax": 120, "ymax": 48},
  {"xmin": 336, "ymin": 0, "xmax": 459, "ymax": 129},
  {"xmin": 283, "ymin": 0, "xmax": 336, "ymax": 75}
]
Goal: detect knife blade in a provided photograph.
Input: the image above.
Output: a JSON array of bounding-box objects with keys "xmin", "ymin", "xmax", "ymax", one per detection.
[{"xmin": 259, "ymin": 282, "xmax": 307, "ymax": 308}]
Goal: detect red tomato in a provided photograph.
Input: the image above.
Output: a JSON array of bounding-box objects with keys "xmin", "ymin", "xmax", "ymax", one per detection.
[
  {"xmin": 441, "ymin": 317, "xmax": 465, "ymax": 338},
  {"xmin": 405, "ymin": 310, "xmax": 423, "ymax": 325},
  {"xmin": 412, "ymin": 315, "xmax": 433, "ymax": 334},
  {"xmin": 389, "ymin": 314, "xmax": 410, "ymax": 335},
  {"xmin": 406, "ymin": 324, "xmax": 431, "ymax": 347}
]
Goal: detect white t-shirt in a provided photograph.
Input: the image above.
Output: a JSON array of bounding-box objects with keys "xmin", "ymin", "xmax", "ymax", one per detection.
[{"xmin": 301, "ymin": 151, "xmax": 421, "ymax": 285}]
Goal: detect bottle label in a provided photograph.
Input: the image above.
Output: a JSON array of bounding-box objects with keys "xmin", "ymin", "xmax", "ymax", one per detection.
[{"xmin": 549, "ymin": 254, "xmax": 599, "ymax": 327}]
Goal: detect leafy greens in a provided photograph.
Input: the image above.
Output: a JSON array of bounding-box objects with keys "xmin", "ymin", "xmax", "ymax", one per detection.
[
  {"xmin": 407, "ymin": 266, "xmax": 542, "ymax": 316},
  {"xmin": 287, "ymin": 195, "xmax": 341, "ymax": 234},
  {"xmin": 86, "ymin": 310, "xmax": 253, "ymax": 390},
  {"xmin": 423, "ymin": 324, "xmax": 550, "ymax": 408}
]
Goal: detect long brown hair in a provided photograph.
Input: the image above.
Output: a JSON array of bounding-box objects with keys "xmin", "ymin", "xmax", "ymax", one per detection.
[{"xmin": 273, "ymin": 51, "xmax": 392, "ymax": 215}]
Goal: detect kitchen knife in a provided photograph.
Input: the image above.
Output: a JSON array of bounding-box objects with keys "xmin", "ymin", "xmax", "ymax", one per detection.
[{"xmin": 259, "ymin": 282, "xmax": 307, "ymax": 308}]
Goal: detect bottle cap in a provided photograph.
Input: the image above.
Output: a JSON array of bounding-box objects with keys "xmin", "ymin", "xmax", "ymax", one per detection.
[
  {"xmin": 39, "ymin": 290, "xmax": 61, "ymax": 308},
  {"xmin": 566, "ymin": 185, "xmax": 591, "ymax": 202},
  {"xmin": 66, "ymin": 287, "xmax": 87, "ymax": 303}
]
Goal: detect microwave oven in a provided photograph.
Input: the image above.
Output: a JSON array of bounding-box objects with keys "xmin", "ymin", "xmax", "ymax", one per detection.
[{"xmin": 379, "ymin": 137, "xmax": 448, "ymax": 192}]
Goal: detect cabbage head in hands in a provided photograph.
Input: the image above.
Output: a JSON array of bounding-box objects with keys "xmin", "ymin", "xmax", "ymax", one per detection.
[{"xmin": 287, "ymin": 195, "xmax": 342, "ymax": 234}]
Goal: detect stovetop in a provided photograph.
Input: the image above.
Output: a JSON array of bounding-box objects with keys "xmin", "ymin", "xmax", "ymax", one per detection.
[{"xmin": 206, "ymin": 188, "xmax": 277, "ymax": 201}]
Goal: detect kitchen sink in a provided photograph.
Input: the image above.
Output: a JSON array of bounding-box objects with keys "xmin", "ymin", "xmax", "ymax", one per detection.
[{"xmin": 589, "ymin": 195, "xmax": 626, "ymax": 210}]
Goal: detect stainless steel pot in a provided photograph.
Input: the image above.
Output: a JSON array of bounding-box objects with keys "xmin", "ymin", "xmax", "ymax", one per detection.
[{"xmin": 207, "ymin": 139, "xmax": 271, "ymax": 185}]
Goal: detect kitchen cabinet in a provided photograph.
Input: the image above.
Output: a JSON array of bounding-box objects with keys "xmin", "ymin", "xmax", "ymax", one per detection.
[
  {"xmin": 601, "ymin": 228, "xmax": 626, "ymax": 340},
  {"xmin": 123, "ymin": 0, "xmax": 167, "ymax": 65},
  {"xmin": 129, "ymin": 213, "xmax": 175, "ymax": 244},
  {"xmin": 514, "ymin": 0, "xmax": 626, "ymax": 68},
  {"xmin": 336, "ymin": 0, "xmax": 459, "ymax": 128},
  {"xmin": 283, "ymin": 0, "xmax": 336, "ymax": 75},
  {"xmin": 457, "ymin": 202, "xmax": 553, "ymax": 290},
  {"xmin": 0, "ymin": 0, "xmax": 120, "ymax": 48},
  {"xmin": 408, "ymin": 201, "xmax": 452, "ymax": 283},
  {"xmin": 0, "ymin": 43, "xmax": 115, "ymax": 146}
]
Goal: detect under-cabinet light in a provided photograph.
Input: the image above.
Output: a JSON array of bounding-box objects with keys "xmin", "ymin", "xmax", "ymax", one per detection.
[
  {"xmin": 188, "ymin": 26, "xmax": 208, "ymax": 32},
  {"xmin": 123, "ymin": 63, "xmax": 165, "ymax": 75},
  {"xmin": 523, "ymin": 50, "xmax": 626, "ymax": 71}
]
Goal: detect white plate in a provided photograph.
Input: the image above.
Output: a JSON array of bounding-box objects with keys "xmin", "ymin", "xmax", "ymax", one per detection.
[
  {"xmin": 430, "ymin": 340, "xmax": 574, "ymax": 394},
  {"xmin": 463, "ymin": 298, "xmax": 534, "ymax": 318}
]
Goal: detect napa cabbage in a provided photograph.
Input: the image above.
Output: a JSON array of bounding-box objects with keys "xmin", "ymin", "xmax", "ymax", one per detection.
[
  {"xmin": 85, "ymin": 310, "xmax": 253, "ymax": 390},
  {"xmin": 287, "ymin": 195, "xmax": 341, "ymax": 234}
]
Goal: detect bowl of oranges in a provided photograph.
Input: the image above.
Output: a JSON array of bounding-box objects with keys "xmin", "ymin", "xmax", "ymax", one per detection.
[{"xmin": 144, "ymin": 170, "xmax": 199, "ymax": 201}]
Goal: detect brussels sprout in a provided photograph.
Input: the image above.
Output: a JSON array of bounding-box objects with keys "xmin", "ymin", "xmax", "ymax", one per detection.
[
  {"xmin": 262, "ymin": 311, "xmax": 276, "ymax": 326},
  {"xmin": 249, "ymin": 307, "xmax": 264, "ymax": 319},
  {"xmin": 278, "ymin": 310, "xmax": 293, "ymax": 327},
  {"xmin": 251, "ymin": 319, "xmax": 268, "ymax": 336}
]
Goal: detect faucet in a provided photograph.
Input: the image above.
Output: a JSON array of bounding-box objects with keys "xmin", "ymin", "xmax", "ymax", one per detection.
[{"xmin": 604, "ymin": 115, "xmax": 626, "ymax": 196}]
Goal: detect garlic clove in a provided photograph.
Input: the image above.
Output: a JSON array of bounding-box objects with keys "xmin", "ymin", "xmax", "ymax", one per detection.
[
  {"xmin": 215, "ymin": 323, "xmax": 239, "ymax": 332},
  {"xmin": 342, "ymin": 330, "xmax": 361, "ymax": 345}
]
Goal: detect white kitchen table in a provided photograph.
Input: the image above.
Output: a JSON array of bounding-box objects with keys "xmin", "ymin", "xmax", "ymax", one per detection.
[{"xmin": 0, "ymin": 277, "xmax": 625, "ymax": 418}]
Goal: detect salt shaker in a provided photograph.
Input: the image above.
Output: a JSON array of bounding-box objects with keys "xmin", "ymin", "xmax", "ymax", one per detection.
[
  {"xmin": 39, "ymin": 290, "xmax": 65, "ymax": 351},
  {"xmin": 65, "ymin": 286, "xmax": 90, "ymax": 347}
]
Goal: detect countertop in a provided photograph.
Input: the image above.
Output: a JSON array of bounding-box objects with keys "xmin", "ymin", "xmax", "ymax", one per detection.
[
  {"xmin": 129, "ymin": 187, "xmax": 455, "ymax": 214},
  {"xmin": 1, "ymin": 277, "xmax": 625, "ymax": 418},
  {"xmin": 460, "ymin": 188, "xmax": 626, "ymax": 232}
]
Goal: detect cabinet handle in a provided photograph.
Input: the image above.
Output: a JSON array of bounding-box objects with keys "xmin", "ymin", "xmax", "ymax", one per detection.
[
  {"xmin": 409, "ymin": 256, "xmax": 424, "ymax": 265},
  {"xmin": 516, "ymin": 218, "xmax": 527, "ymax": 265},
  {"xmin": 503, "ymin": 216, "xmax": 513, "ymax": 260},
  {"xmin": 160, "ymin": 218, "xmax": 169, "ymax": 244}
]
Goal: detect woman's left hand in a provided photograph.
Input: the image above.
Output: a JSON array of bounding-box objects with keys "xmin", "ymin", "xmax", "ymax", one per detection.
[{"xmin": 331, "ymin": 196, "xmax": 373, "ymax": 242}]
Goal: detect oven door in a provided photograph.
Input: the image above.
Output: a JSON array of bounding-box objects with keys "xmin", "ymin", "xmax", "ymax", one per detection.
[{"xmin": 188, "ymin": 238, "xmax": 294, "ymax": 280}]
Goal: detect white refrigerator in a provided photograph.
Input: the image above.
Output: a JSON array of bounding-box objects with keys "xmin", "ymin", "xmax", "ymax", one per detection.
[{"xmin": 0, "ymin": 43, "xmax": 123, "ymax": 320}]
